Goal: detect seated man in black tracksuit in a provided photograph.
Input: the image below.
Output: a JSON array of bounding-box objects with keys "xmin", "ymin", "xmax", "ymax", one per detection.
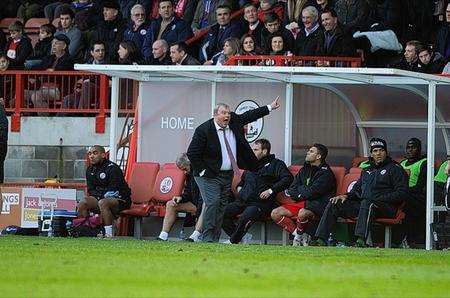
[
  {"xmin": 222, "ymin": 139, "xmax": 293, "ymax": 244},
  {"xmin": 78, "ymin": 145, "xmax": 131, "ymax": 238},
  {"xmin": 313, "ymin": 138, "xmax": 409, "ymax": 247},
  {"xmin": 272, "ymin": 143, "xmax": 336, "ymax": 246}
]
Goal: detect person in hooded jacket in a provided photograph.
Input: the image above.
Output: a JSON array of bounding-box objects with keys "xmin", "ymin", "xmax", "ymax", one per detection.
[
  {"xmin": 312, "ymin": 138, "xmax": 408, "ymax": 247},
  {"xmin": 222, "ymin": 139, "xmax": 293, "ymax": 244},
  {"xmin": 417, "ymin": 45, "xmax": 447, "ymax": 74}
]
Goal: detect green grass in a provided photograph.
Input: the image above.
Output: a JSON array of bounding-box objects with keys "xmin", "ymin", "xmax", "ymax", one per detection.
[{"xmin": 0, "ymin": 236, "xmax": 449, "ymax": 297}]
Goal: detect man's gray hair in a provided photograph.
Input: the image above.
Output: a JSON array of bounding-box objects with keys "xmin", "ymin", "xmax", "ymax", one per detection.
[
  {"xmin": 154, "ymin": 39, "xmax": 168, "ymax": 51},
  {"xmin": 302, "ymin": 6, "xmax": 319, "ymax": 22},
  {"xmin": 213, "ymin": 103, "xmax": 230, "ymax": 115},
  {"xmin": 175, "ymin": 153, "xmax": 190, "ymax": 168},
  {"xmin": 131, "ymin": 4, "xmax": 145, "ymax": 14}
]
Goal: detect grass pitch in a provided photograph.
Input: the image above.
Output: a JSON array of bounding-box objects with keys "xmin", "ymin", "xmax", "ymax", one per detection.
[{"xmin": 0, "ymin": 236, "xmax": 449, "ymax": 298}]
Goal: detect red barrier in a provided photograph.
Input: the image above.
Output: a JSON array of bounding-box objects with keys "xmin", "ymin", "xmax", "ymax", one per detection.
[
  {"xmin": 226, "ymin": 55, "xmax": 362, "ymax": 67},
  {"xmin": 0, "ymin": 71, "xmax": 136, "ymax": 132}
]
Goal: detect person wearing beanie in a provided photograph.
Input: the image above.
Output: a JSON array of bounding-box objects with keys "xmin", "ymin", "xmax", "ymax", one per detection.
[
  {"xmin": 312, "ymin": 137, "xmax": 409, "ymax": 247},
  {"xmin": 399, "ymin": 138, "xmax": 427, "ymax": 248}
]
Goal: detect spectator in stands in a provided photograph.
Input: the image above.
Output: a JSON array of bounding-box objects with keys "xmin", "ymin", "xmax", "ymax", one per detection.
[
  {"xmin": 25, "ymin": 23, "xmax": 56, "ymax": 69},
  {"xmin": 393, "ymin": 40, "xmax": 421, "ymax": 72},
  {"xmin": 157, "ymin": 153, "xmax": 204, "ymax": 242},
  {"xmin": 201, "ymin": 5, "xmax": 243, "ymax": 62},
  {"xmin": 399, "ymin": 138, "xmax": 427, "ymax": 248},
  {"xmin": 5, "ymin": 21, "xmax": 33, "ymax": 70},
  {"xmin": 272, "ymin": 144, "xmax": 336, "ymax": 246},
  {"xmin": 118, "ymin": 0, "xmax": 152, "ymax": 20},
  {"xmin": 0, "ymin": 55, "xmax": 13, "ymax": 107},
  {"xmin": 60, "ymin": 78, "xmax": 96, "ymax": 111},
  {"xmin": 315, "ymin": 0, "xmax": 332, "ymax": 15},
  {"xmin": 257, "ymin": 0, "xmax": 284, "ymax": 24},
  {"xmin": 117, "ymin": 40, "xmax": 144, "ymax": 64},
  {"xmin": 0, "ymin": 31, "xmax": 6, "ymax": 54},
  {"xmin": 317, "ymin": 8, "xmax": 355, "ymax": 58},
  {"xmin": 333, "ymin": 0, "xmax": 369, "ymax": 33},
  {"xmin": 90, "ymin": 1, "xmax": 127, "ymax": 63},
  {"xmin": 187, "ymin": 99, "xmax": 281, "ymax": 243},
  {"xmin": 147, "ymin": 39, "xmax": 172, "ymax": 64},
  {"xmin": 240, "ymin": 34, "xmax": 262, "ymax": 55},
  {"xmin": 191, "ymin": 0, "xmax": 233, "ymax": 34},
  {"xmin": 123, "ymin": 4, "xmax": 151, "ymax": 50},
  {"xmin": 435, "ymin": 2, "xmax": 450, "ymax": 63},
  {"xmin": 170, "ymin": 41, "xmax": 200, "ymax": 64},
  {"xmin": 141, "ymin": 0, "xmax": 193, "ymax": 61},
  {"xmin": 72, "ymin": 0, "xmax": 102, "ymax": 31},
  {"xmin": 294, "ymin": 6, "xmax": 322, "ymax": 56},
  {"xmin": 17, "ymin": 0, "xmax": 47, "ymax": 22},
  {"xmin": 86, "ymin": 40, "xmax": 108, "ymax": 64},
  {"xmin": 242, "ymin": 3, "xmax": 265, "ymax": 48},
  {"xmin": 284, "ymin": 0, "xmax": 314, "ymax": 25},
  {"xmin": 260, "ymin": 12, "xmax": 295, "ymax": 54},
  {"xmin": 78, "ymin": 145, "xmax": 132, "ymax": 238},
  {"xmin": 44, "ymin": 1, "xmax": 71, "ymax": 21},
  {"xmin": 56, "ymin": 6, "xmax": 83, "ymax": 60},
  {"xmin": 222, "ymin": 139, "xmax": 293, "ymax": 244},
  {"xmin": 266, "ymin": 32, "xmax": 292, "ymax": 56},
  {"xmin": 205, "ymin": 37, "xmax": 240, "ymax": 65},
  {"xmin": 417, "ymin": 45, "xmax": 446, "ymax": 74},
  {"xmin": 32, "ymin": 34, "xmax": 73, "ymax": 70},
  {"xmin": 312, "ymin": 138, "xmax": 408, "ymax": 247},
  {"xmin": 0, "ymin": 97, "xmax": 7, "ymax": 183}
]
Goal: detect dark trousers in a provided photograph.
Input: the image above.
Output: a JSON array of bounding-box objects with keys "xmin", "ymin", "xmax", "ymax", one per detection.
[
  {"xmin": 315, "ymin": 199, "xmax": 398, "ymax": 241},
  {"xmin": 195, "ymin": 171, "xmax": 233, "ymax": 242},
  {"xmin": 404, "ymin": 192, "xmax": 426, "ymax": 244},
  {"xmin": 0, "ymin": 142, "xmax": 7, "ymax": 183},
  {"xmin": 222, "ymin": 200, "xmax": 272, "ymax": 244}
]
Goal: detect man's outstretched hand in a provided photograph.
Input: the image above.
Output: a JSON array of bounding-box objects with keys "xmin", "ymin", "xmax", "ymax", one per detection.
[{"xmin": 270, "ymin": 96, "xmax": 280, "ymax": 110}]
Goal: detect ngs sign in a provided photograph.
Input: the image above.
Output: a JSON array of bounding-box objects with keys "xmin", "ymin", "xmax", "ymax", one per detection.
[
  {"xmin": 1, "ymin": 193, "xmax": 20, "ymax": 214},
  {"xmin": 235, "ymin": 100, "xmax": 264, "ymax": 143}
]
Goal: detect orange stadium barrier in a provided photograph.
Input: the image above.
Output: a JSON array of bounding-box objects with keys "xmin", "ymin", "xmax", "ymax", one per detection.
[
  {"xmin": 0, "ymin": 71, "xmax": 136, "ymax": 132},
  {"xmin": 226, "ymin": 55, "xmax": 362, "ymax": 67}
]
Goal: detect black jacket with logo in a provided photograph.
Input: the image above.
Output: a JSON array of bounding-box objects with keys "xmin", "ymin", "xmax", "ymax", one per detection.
[
  {"xmin": 348, "ymin": 156, "xmax": 408, "ymax": 205},
  {"xmin": 238, "ymin": 154, "xmax": 293, "ymax": 204},
  {"xmin": 86, "ymin": 159, "xmax": 131, "ymax": 204},
  {"xmin": 287, "ymin": 162, "xmax": 336, "ymax": 202}
]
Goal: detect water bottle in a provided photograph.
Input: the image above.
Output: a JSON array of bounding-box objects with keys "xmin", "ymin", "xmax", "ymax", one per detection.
[
  {"xmin": 327, "ymin": 234, "xmax": 336, "ymax": 246},
  {"xmin": 179, "ymin": 228, "xmax": 185, "ymax": 240},
  {"xmin": 47, "ymin": 224, "xmax": 53, "ymax": 237},
  {"xmin": 66, "ymin": 220, "xmax": 72, "ymax": 236}
]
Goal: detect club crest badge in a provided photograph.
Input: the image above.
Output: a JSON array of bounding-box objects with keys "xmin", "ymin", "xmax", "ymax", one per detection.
[{"xmin": 235, "ymin": 100, "xmax": 264, "ymax": 143}]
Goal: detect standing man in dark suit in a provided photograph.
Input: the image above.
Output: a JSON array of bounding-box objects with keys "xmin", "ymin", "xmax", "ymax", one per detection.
[{"xmin": 187, "ymin": 97, "xmax": 281, "ymax": 242}]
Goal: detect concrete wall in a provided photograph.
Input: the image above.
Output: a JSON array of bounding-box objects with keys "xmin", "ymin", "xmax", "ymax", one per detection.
[{"xmin": 5, "ymin": 117, "xmax": 127, "ymax": 182}]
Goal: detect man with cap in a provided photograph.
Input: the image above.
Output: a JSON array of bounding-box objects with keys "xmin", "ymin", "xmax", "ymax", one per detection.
[
  {"xmin": 312, "ymin": 138, "xmax": 409, "ymax": 247},
  {"xmin": 399, "ymin": 138, "xmax": 427, "ymax": 247},
  {"xmin": 32, "ymin": 34, "xmax": 73, "ymax": 71},
  {"xmin": 90, "ymin": 0, "xmax": 127, "ymax": 63}
]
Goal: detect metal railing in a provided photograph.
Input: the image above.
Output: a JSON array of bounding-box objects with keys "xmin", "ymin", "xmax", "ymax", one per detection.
[
  {"xmin": 226, "ymin": 55, "xmax": 362, "ymax": 67},
  {"xmin": 0, "ymin": 71, "xmax": 137, "ymax": 132}
]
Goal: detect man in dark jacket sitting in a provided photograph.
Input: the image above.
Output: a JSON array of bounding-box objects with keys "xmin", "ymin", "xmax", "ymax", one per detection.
[
  {"xmin": 157, "ymin": 153, "xmax": 203, "ymax": 242},
  {"xmin": 271, "ymin": 143, "xmax": 336, "ymax": 246},
  {"xmin": 313, "ymin": 138, "xmax": 408, "ymax": 247},
  {"xmin": 222, "ymin": 139, "xmax": 293, "ymax": 244}
]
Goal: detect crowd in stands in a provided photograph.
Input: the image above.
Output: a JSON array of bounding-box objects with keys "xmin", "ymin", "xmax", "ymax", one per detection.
[{"xmin": 0, "ymin": 0, "xmax": 449, "ymax": 73}]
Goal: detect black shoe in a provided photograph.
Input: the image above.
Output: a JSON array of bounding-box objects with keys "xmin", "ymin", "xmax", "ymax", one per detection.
[
  {"xmin": 184, "ymin": 237, "xmax": 195, "ymax": 242},
  {"xmin": 156, "ymin": 237, "xmax": 167, "ymax": 241}
]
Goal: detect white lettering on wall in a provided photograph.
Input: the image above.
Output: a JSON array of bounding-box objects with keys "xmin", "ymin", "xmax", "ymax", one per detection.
[{"xmin": 161, "ymin": 117, "xmax": 195, "ymax": 130}]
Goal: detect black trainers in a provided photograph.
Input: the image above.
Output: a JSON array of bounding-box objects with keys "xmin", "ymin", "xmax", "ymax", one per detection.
[
  {"xmin": 184, "ymin": 237, "xmax": 195, "ymax": 242},
  {"xmin": 156, "ymin": 237, "xmax": 167, "ymax": 241}
]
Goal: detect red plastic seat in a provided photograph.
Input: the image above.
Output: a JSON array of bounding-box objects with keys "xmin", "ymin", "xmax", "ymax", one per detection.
[
  {"xmin": 349, "ymin": 167, "xmax": 363, "ymax": 175},
  {"xmin": 0, "ymin": 18, "xmax": 22, "ymax": 32},
  {"xmin": 25, "ymin": 18, "xmax": 49, "ymax": 32},
  {"xmin": 339, "ymin": 172, "xmax": 361, "ymax": 195},
  {"xmin": 119, "ymin": 162, "xmax": 159, "ymax": 237},
  {"xmin": 351, "ymin": 156, "xmax": 368, "ymax": 168},
  {"xmin": 152, "ymin": 166, "xmax": 186, "ymax": 205},
  {"xmin": 330, "ymin": 166, "xmax": 345, "ymax": 194},
  {"xmin": 288, "ymin": 164, "xmax": 302, "ymax": 176}
]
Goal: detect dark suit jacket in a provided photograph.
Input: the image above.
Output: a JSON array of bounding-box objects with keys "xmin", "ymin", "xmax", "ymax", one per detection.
[
  {"xmin": 187, "ymin": 106, "xmax": 270, "ymax": 178},
  {"xmin": 181, "ymin": 54, "xmax": 200, "ymax": 65},
  {"xmin": 202, "ymin": 21, "xmax": 243, "ymax": 61}
]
